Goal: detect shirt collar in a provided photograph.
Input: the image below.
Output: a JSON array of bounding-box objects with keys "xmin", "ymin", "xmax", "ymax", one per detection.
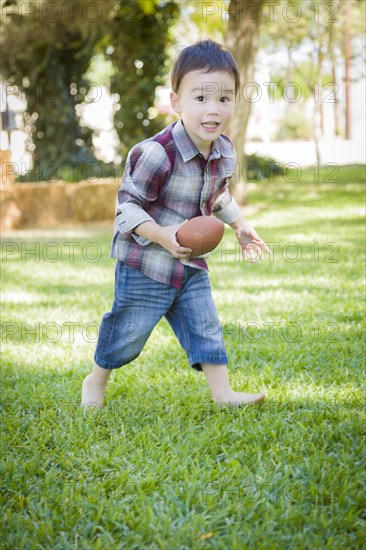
[{"xmin": 172, "ymin": 118, "xmax": 234, "ymax": 162}]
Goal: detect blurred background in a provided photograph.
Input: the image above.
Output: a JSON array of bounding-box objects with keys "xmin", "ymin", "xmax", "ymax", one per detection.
[{"xmin": 0, "ymin": 0, "xmax": 365, "ymax": 227}]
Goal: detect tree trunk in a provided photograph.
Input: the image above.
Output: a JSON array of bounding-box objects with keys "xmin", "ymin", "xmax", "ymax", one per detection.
[
  {"xmin": 318, "ymin": 39, "xmax": 324, "ymax": 136},
  {"xmin": 224, "ymin": 0, "xmax": 264, "ymax": 204},
  {"xmin": 328, "ymin": 20, "xmax": 341, "ymax": 136},
  {"xmin": 313, "ymin": 36, "xmax": 322, "ymax": 165},
  {"xmin": 343, "ymin": 0, "xmax": 352, "ymax": 139}
]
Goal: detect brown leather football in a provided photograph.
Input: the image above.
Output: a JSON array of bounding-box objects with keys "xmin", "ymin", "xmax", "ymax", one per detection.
[{"xmin": 176, "ymin": 216, "xmax": 225, "ymax": 257}]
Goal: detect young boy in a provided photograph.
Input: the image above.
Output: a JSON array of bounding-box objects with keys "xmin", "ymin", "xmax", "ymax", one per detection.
[{"xmin": 81, "ymin": 39, "xmax": 270, "ymax": 409}]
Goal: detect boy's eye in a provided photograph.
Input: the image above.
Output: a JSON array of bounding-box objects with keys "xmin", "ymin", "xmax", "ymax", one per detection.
[{"xmin": 195, "ymin": 96, "xmax": 231, "ymax": 103}]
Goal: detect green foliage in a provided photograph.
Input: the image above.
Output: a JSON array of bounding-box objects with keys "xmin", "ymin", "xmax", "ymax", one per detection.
[
  {"xmin": 0, "ymin": 0, "xmax": 180, "ymax": 180},
  {"xmin": 245, "ymin": 154, "xmax": 283, "ymax": 180},
  {"xmin": 184, "ymin": 0, "xmax": 226, "ymax": 41},
  {"xmin": 106, "ymin": 1, "xmax": 180, "ymax": 159},
  {"xmin": 270, "ymin": 64, "xmax": 334, "ymax": 102},
  {"xmin": 0, "ymin": 0, "xmax": 112, "ymax": 174},
  {"xmin": 261, "ymin": 0, "xmax": 365, "ymax": 53},
  {"xmin": 16, "ymin": 160, "xmax": 117, "ymax": 184},
  {"xmin": 1, "ymin": 165, "xmax": 365, "ymax": 548},
  {"xmin": 275, "ymin": 109, "xmax": 313, "ymax": 140}
]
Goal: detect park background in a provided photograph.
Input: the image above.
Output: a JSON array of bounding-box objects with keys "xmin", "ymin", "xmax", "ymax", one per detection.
[
  {"xmin": 1, "ymin": 0, "xmax": 365, "ymax": 228},
  {"xmin": 1, "ymin": 1, "xmax": 365, "ymax": 549}
]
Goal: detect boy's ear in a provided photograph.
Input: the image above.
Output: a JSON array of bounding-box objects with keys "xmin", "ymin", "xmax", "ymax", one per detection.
[{"xmin": 170, "ymin": 91, "xmax": 181, "ymax": 114}]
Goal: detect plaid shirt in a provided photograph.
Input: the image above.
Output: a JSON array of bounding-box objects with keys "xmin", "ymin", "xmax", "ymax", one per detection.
[{"xmin": 111, "ymin": 119, "xmax": 242, "ymax": 288}]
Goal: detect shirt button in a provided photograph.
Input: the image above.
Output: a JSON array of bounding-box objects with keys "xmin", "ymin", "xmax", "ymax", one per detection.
[{"xmin": 202, "ymin": 201, "xmax": 206, "ymax": 208}]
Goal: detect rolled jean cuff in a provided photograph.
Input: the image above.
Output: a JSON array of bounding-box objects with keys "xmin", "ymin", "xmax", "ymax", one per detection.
[
  {"xmin": 190, "ymin": 353, "xmax": 228, "ymax": 372},
  {"xmin": 94, "ymin": 354, "xmax": 127, "ymax": 370}
]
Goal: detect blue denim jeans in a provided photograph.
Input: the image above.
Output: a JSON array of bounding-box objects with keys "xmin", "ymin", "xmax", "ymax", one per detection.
[{"xmin": 94, "ymin": 261, "xmax": 228, "ymax": 371}]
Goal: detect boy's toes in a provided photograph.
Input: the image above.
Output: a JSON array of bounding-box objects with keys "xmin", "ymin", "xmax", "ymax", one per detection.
[
  {"xmin": 215, "ymin": 391, "xmax": 266, "ymax": 407},
  {"xmin": 243, "ymin": 392, "xmax": 266, "ymax": 405}
]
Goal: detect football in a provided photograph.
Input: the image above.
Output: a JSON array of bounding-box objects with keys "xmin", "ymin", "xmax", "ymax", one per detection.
[{"xmin": 176, "ymin": 216, "xmax": 225, "ymax": 257}]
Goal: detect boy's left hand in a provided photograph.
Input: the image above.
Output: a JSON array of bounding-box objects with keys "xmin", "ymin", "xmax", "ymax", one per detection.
[{"xmin": 231, "ymin": 219, "xmax": 271, "ymax": 262}]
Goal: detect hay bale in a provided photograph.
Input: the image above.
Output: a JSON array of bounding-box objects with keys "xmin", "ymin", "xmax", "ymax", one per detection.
[
  {"xmin": 11, "ymin": 182, "xmax": 72, "ymax": 227},
  {"xmin": 0, "ymin": 150, "xmax": 15, "ymax": 186},
  {"xmin": 0, "ymin": 178, "xmax": 121, "ymax": 229},
  {"xmin": 0, "ymin": 187, "xmax": 21, "ymax": 230},
  {"xmin": 71, "ymin": 179, "xmax": 119, "ymax": 222}
]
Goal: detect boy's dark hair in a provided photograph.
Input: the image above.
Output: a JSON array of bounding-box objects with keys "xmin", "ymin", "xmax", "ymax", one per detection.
[{"xmin": 171, "ymin": 39, "xmax": 240, "ymax": 95}]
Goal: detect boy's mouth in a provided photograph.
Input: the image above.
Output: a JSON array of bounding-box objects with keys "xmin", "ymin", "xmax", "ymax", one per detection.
[{"xmin": 201, "ymin": 122, "xmax": 220, "ymax": 130}]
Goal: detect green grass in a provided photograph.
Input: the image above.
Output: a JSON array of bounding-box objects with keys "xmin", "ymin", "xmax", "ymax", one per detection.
[{"xmin": 1, "ymin": 164, "xmax": 365, "ymax": 549}]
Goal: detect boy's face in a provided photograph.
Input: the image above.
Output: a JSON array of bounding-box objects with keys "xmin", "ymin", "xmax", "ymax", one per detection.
[{"xmin": 170, "ymin": 69, "xmax": 236, "ymax": 156}]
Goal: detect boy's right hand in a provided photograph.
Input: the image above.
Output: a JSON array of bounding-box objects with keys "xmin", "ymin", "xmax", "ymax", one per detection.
[{"xmin": 157, "ymin": 221, "xmax": 192, "ymax": 259}]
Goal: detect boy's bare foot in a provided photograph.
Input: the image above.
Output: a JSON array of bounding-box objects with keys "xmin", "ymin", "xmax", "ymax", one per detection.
[
  {"xmin": 213, "ymin": 390, "xmax": 266, "ymax": 407},
  {"xmin": 201, "ymin": 364, "xmax": 265, "ymax": 408},
  {"xmin": 81, "ymin": 373, "xmax": 106, "ymax": 409}
]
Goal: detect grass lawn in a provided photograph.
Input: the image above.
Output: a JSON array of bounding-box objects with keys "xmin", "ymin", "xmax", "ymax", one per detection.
[{"xmin": 1, "ymin": 164, "xmax": 365, "ymax": 549}]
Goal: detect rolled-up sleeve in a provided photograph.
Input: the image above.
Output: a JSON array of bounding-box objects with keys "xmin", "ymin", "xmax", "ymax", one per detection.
[
  {"xmin": 115, "ymin": 141, "xmax": 171, "ymax": 245},
  {"xmin": 212, "ymin": 188, "xmax": 242, "ymax": 224}
]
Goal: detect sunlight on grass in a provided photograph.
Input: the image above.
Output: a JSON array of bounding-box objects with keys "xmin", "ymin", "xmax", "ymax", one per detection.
[{"xmin": 2, "ymin": 290, "xmax": 39, "ymax": 304}]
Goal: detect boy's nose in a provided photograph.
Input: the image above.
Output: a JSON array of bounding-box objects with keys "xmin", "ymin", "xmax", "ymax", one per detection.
[{"xmin": 206, "ymin": 103, "xmax": 220, "ymax": 116}]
